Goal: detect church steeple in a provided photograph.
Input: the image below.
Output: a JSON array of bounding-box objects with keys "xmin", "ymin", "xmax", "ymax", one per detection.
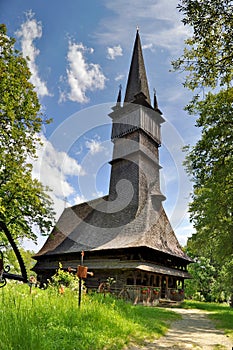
[
  {"xmin": 109, "ymin": 30, "xmax": 166, "ymax": 211},
  {"xmin": 124, "ymin": 29, "xmax": 151, "ymax": 106}
]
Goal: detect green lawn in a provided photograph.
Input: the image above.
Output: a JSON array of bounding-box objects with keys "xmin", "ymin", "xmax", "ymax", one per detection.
[
  {"xmin": 1, "ymin": 283, "xmax": 232, "ymax": 349},
  {"xmin": 0, "ymin": 283, "xmax": 180, "ymax": 350}
]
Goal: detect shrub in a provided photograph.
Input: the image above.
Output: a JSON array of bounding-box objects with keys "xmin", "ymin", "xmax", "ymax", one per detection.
[{"xmin": 49, "ymin": 263, "xmax": 80, "ymax": 291}]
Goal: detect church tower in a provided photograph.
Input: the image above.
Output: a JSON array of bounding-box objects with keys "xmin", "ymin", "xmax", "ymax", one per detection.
[{"xmin": 108, "ymin": 29, "xmax": 165, "ymax": 225}]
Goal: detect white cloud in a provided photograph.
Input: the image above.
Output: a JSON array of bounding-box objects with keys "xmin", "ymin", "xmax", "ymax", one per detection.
[
  {"xmin": 96, "ymin": 0, "xmax": 192, "ymax": 54},
  {"xmin": 107, "ymin": 45, "xmax": 123, "ymax": 60},
  {"xmin": 16, "ymin": 11, "xmax": 50, "ymax": 97},
  {"xmin": 27, "ymin": 135, "xmax": 86, "ymax": 244},
  {"xmin": 92, "ymin": 190, "xmax": 104, "ymax": 198},
  {"xmin": 142, "ymin": 43, "xmax": 153, "ymax": 51},
  {"xmin": 175, "ymin": 212, "xmax": 195, "ymax": 246},
  {"xmin": 115, "ymin": 74, "xmax": 124, "ymax": 81},
  {"xmin": 32, "ymin": 134, "xmax": 85, "ymax": 201},
  {"xmin": 72, "ymin": 194, "xmax": 87, "ymax": 205},
  {"xmin": 85, "ymin": 139, "xmax": 104, "ymax": 155},
  {"xmin": 61, "ymin": 40, "xmax": 106, "ymax": 103}
]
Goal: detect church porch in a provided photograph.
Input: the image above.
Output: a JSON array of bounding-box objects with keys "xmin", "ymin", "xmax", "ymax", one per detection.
[
  {"xmin": 84, "ymin": 263, "xmax": 189, "ymax": 305},
  {"xmin": 107, "ymin": 270, "xmax": 187, "ymax": 305}
]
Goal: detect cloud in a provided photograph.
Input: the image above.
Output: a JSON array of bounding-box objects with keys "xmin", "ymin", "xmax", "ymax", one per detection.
[
  {"xmin": 72, "ymin": 194, "xmax": 87, "ymax": 205},
  {"xmin": 85, "ymin": 139, "xmax": 104, "ymax": 155},
  {"xmin": 96, "ymin": 0, "xmax": 192, "ymax": 54},
  {"xmin": 71, "ymin": 191, "xmax": 104, "ymax": 207},
  {"xmin": 142, "ymin": 43, "xmax": 153, "ymax": 51},
  {"xmin": 174, "ymin": 212, "xmax": 195, "ymax": 246},
  {"xmin": 115, "ymin": 74, "xmax": 124, "ymax": 81},
  {"xmin": 60, "ymin": 40, "xmax": 106, "ymax": 103},
  {"xmin": 92, "ymin": 190, "xmax": 104, "ymax": 198},
  {"xmin": 16, "ymin": 11, "xmax": 50, "ymax": 97},
  {"xmin": 32, "ymin": 134, "xmax": 85, "ymax": 201},
  {"xmin": 107, "ymin": 45, "xmax": 123, "ymax": 60},
  {"xmin": 29, "ymin": 134, "xmax": 109, "ymax": 241}
]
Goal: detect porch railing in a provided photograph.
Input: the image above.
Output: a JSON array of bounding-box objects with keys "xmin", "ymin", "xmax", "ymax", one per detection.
[{"xmin": 113, "ymin": 285, "xmax": 185, "ymax": 304}]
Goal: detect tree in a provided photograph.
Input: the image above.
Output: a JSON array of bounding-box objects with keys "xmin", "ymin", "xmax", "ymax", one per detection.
[
  {"xmin": 185, "ymin": 245, "xmax": 232, "ymax": 303},
  {"xmin": 172, "ymin": 0, "xmax": 233, "ymax": 305},
  {"xmin": 185, "ymin": 255, "xmax": 217, "ymax": 302},
  {"xmin": 173, "ymin": 0, "xmax": 233, "ymax": 91},
  {"xmin": 4, "ymin": 246, "xmax": 36, "ymax": 278},
  {"xmin": 0, "ymin": 24, "xmax": 54, "ymax": 281}
]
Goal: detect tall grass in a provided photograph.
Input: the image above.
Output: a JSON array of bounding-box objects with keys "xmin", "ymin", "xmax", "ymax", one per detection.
[
  {"xmin": 0, "ymin": 283, "xmax": 179, "ymax": 350},
  {"xmin": 180, "ymin": 300, "xmax": 233, "ymax": 340}
]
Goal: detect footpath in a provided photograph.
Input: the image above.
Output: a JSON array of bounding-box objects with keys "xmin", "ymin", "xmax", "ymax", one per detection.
[{"xmin": 127, "ymin": 308, "xmax": 233, "ymax": 350}]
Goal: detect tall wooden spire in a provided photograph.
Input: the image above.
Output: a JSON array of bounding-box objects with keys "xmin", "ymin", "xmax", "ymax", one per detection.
[{"xmin": 124, "ymin": 29, "xmax": 151, "ymax": 105}]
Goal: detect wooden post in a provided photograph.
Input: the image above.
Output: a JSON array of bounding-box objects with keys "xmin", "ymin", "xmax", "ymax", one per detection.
[
  {"xmin": 159, "ymin": 275, "xmax": 162, "ymax": 288},
  {"xmin": 165, "ymin": 276, "xmax": 169, "ymax": 299},
  {"xmin": 78, "ymin": 251, "xmax": 84, "ymax": 308}
]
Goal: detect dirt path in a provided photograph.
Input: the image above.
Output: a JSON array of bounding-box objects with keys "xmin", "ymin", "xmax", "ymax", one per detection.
[{"xmin": 127, "ymin": 308, "xmax": 233, "ymax": 350}]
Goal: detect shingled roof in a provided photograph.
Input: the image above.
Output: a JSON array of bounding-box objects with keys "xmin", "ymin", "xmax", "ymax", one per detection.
[
  {"xmin": 124, "ymin": 29, "xmax": 151, "ymax": 105},
  {"xmin": 35, "ymin": 193, "xmax": 191, "ymax": 262}
]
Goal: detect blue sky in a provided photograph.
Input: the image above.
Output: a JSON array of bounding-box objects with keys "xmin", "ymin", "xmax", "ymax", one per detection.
[{"xmin": 1, "ymin": 0, "xmax": 200, "ymax": 250}]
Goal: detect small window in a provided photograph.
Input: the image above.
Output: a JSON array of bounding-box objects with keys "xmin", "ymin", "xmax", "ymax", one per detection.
[{"xmin": 127, "ymin": 278, "xmax": 134, "ymax": 285}]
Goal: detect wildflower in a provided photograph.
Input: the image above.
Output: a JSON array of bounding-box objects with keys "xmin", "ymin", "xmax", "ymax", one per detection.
[
  {"xmin": 59, "ymin": 285, "xmax": 65, "ymax": 294},
  {"xmin": 29, "ymin": 276, "xmax": 37, "ymax": 284},
  {"xmin": 28, "ymin": 275, "xmax": 37, "ymax": 294}
]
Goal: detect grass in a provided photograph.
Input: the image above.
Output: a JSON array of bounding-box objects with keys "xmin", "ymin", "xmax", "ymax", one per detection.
[
  {"xmin": 180, "ymin": 300, "xmax": 233, "ymax": 340},
  {"xmin": 0, "ymin": 283, "xmax": 180, "ymax": 350},
  {"xmin": 2, "ymin": 284, "xmax": 232, "ymax": 349}
]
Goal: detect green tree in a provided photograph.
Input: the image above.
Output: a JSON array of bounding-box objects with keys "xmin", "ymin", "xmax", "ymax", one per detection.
[
  {"xmin": 3, "ymin": 246, "xmax": 36, "ymax": 277},
  {"xmin": 172, "ymin": 0, "xmax": 233, "ymax": 305},
  {"xmin": 185, "ymin": 256, "xmax": 217, "ymax": 302},
  {"xmin": 185, "ymin": 245, "xmax": 231, "ymax": 303},
  {"xmin": 173, "ymin": 0, "xmax": 232, "ymax": 91},
  {"xmin": 0, "ymin": 24, "xmax": 54, "ymax": 281}
]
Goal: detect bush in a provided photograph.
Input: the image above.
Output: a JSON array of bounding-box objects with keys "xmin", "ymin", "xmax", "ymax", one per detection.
[{"xmin": 49, "ymin": 262, "xmax": 80, "ymax": 292}]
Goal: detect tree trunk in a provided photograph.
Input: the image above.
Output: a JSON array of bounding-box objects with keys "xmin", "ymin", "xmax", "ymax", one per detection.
[
  {"xmin": 230, "ymin": 293, "xmax": 233, "ymax": 308},
  {"xmin": 0, "ymin": 221, "xmax": 27, "ymax": 283}
]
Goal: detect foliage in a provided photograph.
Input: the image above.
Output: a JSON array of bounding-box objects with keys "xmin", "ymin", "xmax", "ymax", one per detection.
[
  {"xmin": 183, "ymin": 88, "xmax": 233, "ymax": 303},
  {"xmin": 0, "ymin": 283, "xmax": 180, "ymax": 350},
  {"xmin": 173, "ymin": 0, "xmax": 233, "ymax": 305},
  {"xmin": 3, "ymin": 246, "xmax": 36, "ymax": 277},
  {"xmin": 184, "ymin": 88, "xmax": 233, "ymax": 250},
  {"xmin": 0, "ymin": 24, "xmax": 54, "ymax": 246},
  {"xmin": 172, "ymin": 0, "xmax": 233, "ymax": 91},
  {"xmin": 49, "ymin": 263, "xmax": 80, "ymax": 291},
  {"xmin": 185, "ymin": 254, "xmax": 231, "ymax": 303}
]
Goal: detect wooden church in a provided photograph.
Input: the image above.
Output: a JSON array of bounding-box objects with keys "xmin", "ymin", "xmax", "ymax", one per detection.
[{"xmin": 33, "ymin": 30, "xmax": 192, "ymax": 302}]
